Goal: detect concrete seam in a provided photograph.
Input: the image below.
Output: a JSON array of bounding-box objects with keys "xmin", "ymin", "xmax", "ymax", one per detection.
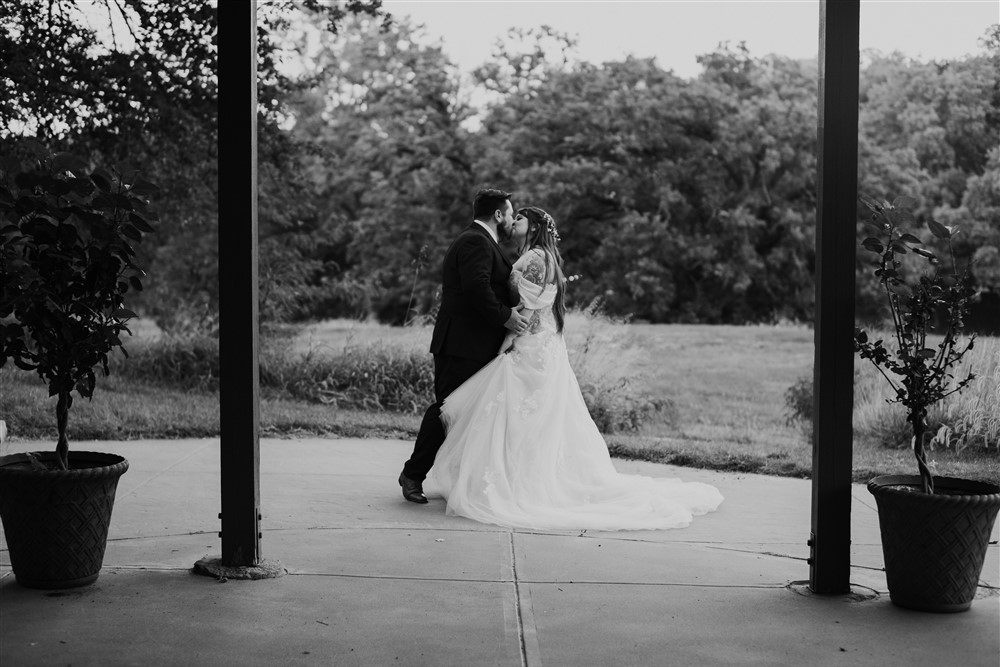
[
  {"xmin": 4, "ymin": 565, "xmax": 853, "ymax": 591},
  {"xmin": 703, "ymin": 545, "xmax": 892, "ymax": 573},
  {"xmin": 39, "ymin": 566, "xmax": 929, "ymax": 598},
  {"xmin": 508, "ymin": 531, "xmax": 528, "ymax": 667},
  {"xmin": 511, "ymin": 531, "xmax": 543, "ymax": 667},
  {"xmin": 114, "ymin": 440, "xmax": 217, "ymax": 499},
  {"xmin": 500, "ymin": 531, "xmax": 522, "ymax": 666},
  {"xmin": 515, "ymin": 580, "xmax": 791, "ymax": 589},
  {"xmin": 105, "ymin": 530, "xmax": 216, "ymax": 542}
]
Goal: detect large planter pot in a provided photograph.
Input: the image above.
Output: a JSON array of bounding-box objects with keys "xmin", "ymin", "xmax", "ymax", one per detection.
[
  {"xmin": 867, "ymin": 474, "xmax": 1000, "ymax": 613},
  {"xmin": 0, "ymin": 451, "xmax": 129, "ymax": 589}
]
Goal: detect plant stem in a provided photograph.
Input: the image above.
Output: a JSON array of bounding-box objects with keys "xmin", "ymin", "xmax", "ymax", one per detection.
[
  {"xmin": 867, "ymin": 356, "xmax": 901, "ymax": 394},
  {"xmin": 404, "ymin": 245, "xmax": 427, "ymax": 326},
  {"xmin": 405, "ymin": 268, "xmax": 420, "ymax": 325}
]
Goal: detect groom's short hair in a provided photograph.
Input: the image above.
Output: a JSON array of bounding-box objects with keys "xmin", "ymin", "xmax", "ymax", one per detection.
[{"xmin": 473, "ymin": 188, "xmax": 512, "ymax": 221}]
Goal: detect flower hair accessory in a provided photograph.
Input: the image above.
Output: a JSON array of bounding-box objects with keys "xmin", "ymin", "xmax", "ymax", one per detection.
[{"xmin": 542, "ymin": 211, "xmax": 560, "ymax": 242}]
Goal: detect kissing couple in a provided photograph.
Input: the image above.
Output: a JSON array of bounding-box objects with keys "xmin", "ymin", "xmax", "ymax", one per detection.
[{"xmin": 398, "ymin": 188, "xmax": 723, "ymax": 531}]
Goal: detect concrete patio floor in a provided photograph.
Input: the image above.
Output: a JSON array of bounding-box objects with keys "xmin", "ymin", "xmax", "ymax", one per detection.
[{"xmin": 1, "ymin": 438, "xmax": 998, "ymax": 666}]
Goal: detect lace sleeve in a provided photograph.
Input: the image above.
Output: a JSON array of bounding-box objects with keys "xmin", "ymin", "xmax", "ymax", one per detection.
[{"xmin": 518, "ymin": 249, "xmax": 548, "ymax": 287}]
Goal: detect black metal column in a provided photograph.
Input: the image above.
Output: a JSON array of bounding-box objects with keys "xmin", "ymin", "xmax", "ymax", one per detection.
[
  {"xmin": 809, "ymin": 0, "xmax": 860, "ymax": 594},
  {"xmin": 217, "ymin": 0, "xmax": 261, "ymax": 567}
]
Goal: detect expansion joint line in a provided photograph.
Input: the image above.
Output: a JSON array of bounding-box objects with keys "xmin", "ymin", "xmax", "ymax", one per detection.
[{"xmin": 508, "ymin": 530, "xmax": 528, "ymax": 667}]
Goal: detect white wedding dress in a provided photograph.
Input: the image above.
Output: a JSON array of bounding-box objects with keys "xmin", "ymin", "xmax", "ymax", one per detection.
[{"xmin": 425, "ymin": 248, "xmax": 724, "ymax": 531}]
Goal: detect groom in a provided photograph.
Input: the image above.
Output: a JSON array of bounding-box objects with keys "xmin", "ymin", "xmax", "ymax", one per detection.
[{"xmin": 399, "ymin": 188, "xmax": 529, "ymax": 503}]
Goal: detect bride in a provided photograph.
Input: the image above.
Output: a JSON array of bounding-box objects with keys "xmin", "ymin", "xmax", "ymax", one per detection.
[{"xmin": 425, "ymin": 206, "xmax": 724, "ymax": 531}]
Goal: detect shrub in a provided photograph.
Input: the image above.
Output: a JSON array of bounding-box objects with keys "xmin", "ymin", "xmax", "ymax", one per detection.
[
  {"xmin": 579, "ymin": 379, "xmax": 676, "ymax": 434},
  {"xmin": 783, "ymin": 376, "xmax": 813, "ymax": 425},
  {"xmin": 115, "ymin": 335, "xmax": 220, "ymax": 391},
  {"xmin": 259, "ymin": 339, "xmax": 434, "ymax": 413}
]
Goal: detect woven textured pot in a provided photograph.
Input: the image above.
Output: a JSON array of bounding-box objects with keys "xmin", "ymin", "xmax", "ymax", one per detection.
[
  {"xmin": 868, "ymin": 475, "xmax": 1000, "ymax": 613},
  {"xmin": 0, "ymin": 451, "xmax": 128, "ymax": 589}
]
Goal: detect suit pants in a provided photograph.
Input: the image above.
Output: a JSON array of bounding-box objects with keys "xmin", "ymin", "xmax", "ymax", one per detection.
[{"xmin": 402, "ymin": 354, "xmax": 488, "ymax": 482}]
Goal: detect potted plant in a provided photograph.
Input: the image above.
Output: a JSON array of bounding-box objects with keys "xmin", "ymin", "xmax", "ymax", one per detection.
[
  {"xmin": 854, "ymin": 194, "xmax": 1000, "ymax": 612},
  {"xmin": 0, "ymin": 145, "xmax": 157, "ymax": 588}
]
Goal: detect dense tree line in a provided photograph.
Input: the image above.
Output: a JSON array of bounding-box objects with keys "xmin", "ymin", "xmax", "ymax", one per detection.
[
  {"xmin": 3, "ymin": 4, "xmax": 997, "ymax": 330},
  {"xmin": 270, "ymin": 17, "xmax": 999, "ymax": 328}
]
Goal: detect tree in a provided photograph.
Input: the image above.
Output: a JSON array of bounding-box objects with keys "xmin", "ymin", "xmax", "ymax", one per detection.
[
  {"xmin": 0, "ymin": 0, "xmax": 389, "ymax": 331},
  {"xmin": 933, "ymin": 146, "xmax": 1000, "ymax": 294},
  {"xmin": 855, "ymin": 37, "xmax": 999, "ymax": 323},
  {"xmin": 271, "ymin": 14, "xmax": 473, "ymax": 323},
  {"xmin": 470, "ymin": 40, "xmax": 819, "ymax": 323}
]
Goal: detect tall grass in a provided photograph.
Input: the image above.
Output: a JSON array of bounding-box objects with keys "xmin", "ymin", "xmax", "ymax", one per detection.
[
  {"xmin": 100, "ymin": 327, "xmax": 433, "ymax": 413},
  {"xmin": 5, "ymin": 317, "xmax": 993, "ymax": 482},
  {"xmin": 259, "ymin": 336, "xmax": 434, "ymax": 413},
  {"xmin": 275, "ymin": 305, "xmax": 669, "ymax": 433},
  {"xmin": 853, "ymin": 333, "xmax": 1000, "ymax": 452},
  {"xmin": 114, "ymin": 334, "xmax": 220, "ymax": 391},
  {"xmin": 563, "ymin": 302, "xmax": 677, "ymax": 432},
  {"xmin": 98, "ymin": 306, "xmax": 664, "ymax": 433},
  {"xmin": 928, "ymin": 344, "xmax": 1000, "ymax": 452}
]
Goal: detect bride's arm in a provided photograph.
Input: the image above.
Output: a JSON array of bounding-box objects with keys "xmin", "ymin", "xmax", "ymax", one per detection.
[
  {"xmin": 518, "ymin": 248, "xmax": 548, "ymax": 287},
  {"xmin": 499, "ymin": 250, "xmax": 547, "ymax": 353}
]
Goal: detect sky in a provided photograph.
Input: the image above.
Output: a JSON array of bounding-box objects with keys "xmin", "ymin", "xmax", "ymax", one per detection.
[{"xmin": 381, "ymin": 0, "xmax": 999, "ymax": 80}]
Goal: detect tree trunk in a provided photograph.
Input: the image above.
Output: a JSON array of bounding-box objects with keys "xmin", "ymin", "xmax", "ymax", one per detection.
[
  {"xmin": 911, "ymin": 410, "xmax": 934, "ymax": 494},
  {"xmin": 55, "ymin": 391, "xmax": 72, "ymax": 471}
]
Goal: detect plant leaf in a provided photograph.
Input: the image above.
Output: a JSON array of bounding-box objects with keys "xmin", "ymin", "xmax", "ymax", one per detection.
[
  {"xmin": 898, "ymin": 233, "xmax": 921, "ymax": 245},
  {"xmin": 13, "ymin": 357, "xmax": 37, "ymax": 371},
  {"xmin": 894, "ymin": 208, "xmax": 915, "ymax": 225},
  {"xmin": 25, "ymin": 451, "xmax": 48, "ymax": 472},
  {"xmin": 91, "ymin": 168, "xmax": 114, "ymax": 193},
  {"xmin": 858, "ymin": 194, "xmax": 882, "ymax": 214},
  {"xmin": 129, "ymin": 178, "xmax": 160, "ymax": 196},
  {"xmin": 14, "ymin": 172, "xmax": 39, "ymax": 190},
  {"xmin": 51, "ymin": 153, "xmax": 89, "ymax": 175},
  {"xmin": 893, "ymin": 195, "xmax": 919, "ymax": 210},
  {"xmin": 128, "ymin": 212, "xmax": 154, "ymax": 233},
  {"xmin": 121, "ymin": 224, "xmax": 142, "ymax": 241},
  {"xmin": 927, "ymin": 219, "xmax": 950, "ymax": 239},
  {"xmin": 861, "ymin": 237, "xmax": 883, "ymax": 253}
]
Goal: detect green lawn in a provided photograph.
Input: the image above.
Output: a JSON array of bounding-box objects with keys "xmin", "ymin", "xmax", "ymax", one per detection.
[{"xmin": 2, "ymin": 318, "xmax": 996, "ymax": 485}]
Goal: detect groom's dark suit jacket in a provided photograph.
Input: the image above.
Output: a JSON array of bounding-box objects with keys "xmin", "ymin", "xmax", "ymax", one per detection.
[
  {"xmin": 403, "ymin": 222, "xmax": 518, "ymax": 483},
  {"xmin": 430, "ymin": 223, "xmax": 517, "ymax": 363}
]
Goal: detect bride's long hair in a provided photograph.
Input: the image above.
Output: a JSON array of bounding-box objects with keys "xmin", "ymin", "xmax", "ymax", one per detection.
[{"xmin": 516, "ymin": 206, "xmax": 566, "ymax": 333}]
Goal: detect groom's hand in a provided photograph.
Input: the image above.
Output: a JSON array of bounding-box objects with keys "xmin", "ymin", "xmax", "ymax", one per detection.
[{"xmin": 504, "ymin": 309, "xmax": 529, "ymax": 334}]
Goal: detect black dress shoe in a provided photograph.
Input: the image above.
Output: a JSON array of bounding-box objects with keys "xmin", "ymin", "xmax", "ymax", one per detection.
[{"xmin": 399, "ymin": 473, "xmax": 428, "ymax": 504}]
